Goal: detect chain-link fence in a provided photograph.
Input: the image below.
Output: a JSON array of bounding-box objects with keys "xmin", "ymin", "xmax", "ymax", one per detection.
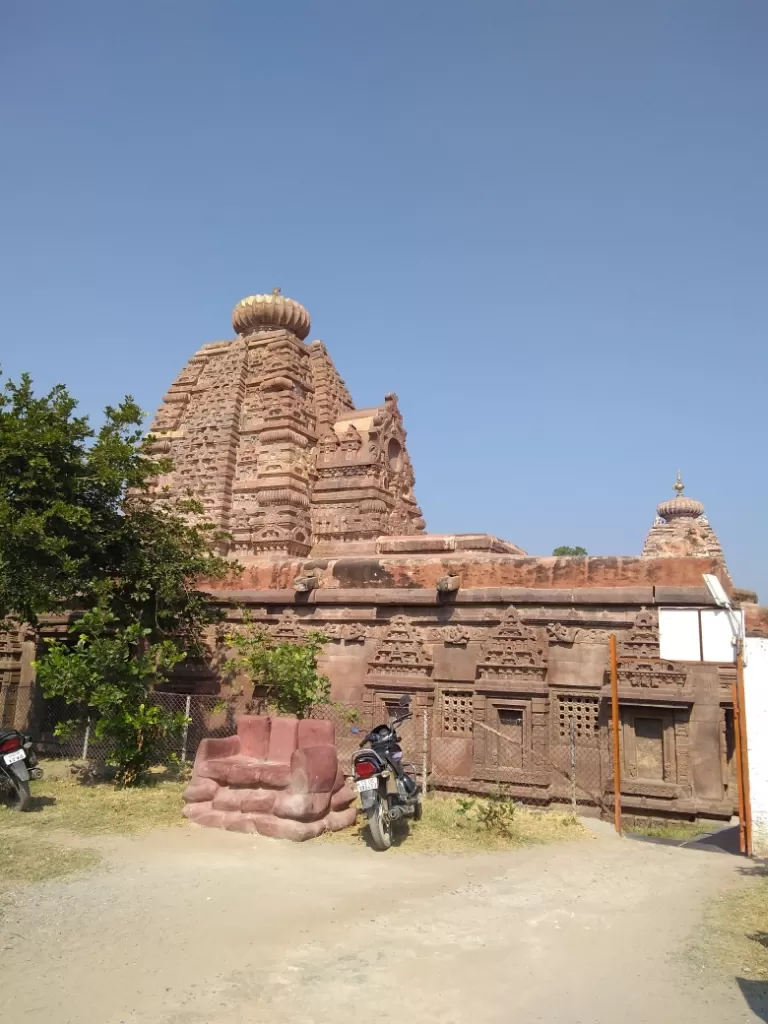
[
  {"xmin": 18, "ymin": 687, "xmax": 611, "ymax": 812},
  {"xmin": 32, "ymin": 692, "xmax": 237, "ymax": 767}
]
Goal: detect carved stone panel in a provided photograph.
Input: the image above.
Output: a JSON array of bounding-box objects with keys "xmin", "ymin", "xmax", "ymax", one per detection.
[
  {"xmin": 477, "ymin": 607, "xmax": 547, "ymax": 686},
  {"xmin": 367, "ymin": 615, "xmax": 432, "ymax": 679},
  {"xmin": 617, "ymin": 609, "xmax": 689, "ymax": 696}
]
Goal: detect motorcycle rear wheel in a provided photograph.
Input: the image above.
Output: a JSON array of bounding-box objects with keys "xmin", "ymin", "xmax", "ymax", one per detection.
[
  {"xmin": 2, "ymin": 776, "xmax": 31, "ymax": 811},
  {"xmin": 366, "ymin": 798, "xmax": 392, "ymax": 851}
]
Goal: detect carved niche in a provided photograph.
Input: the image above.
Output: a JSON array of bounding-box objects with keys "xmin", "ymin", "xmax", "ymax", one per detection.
[
  {"xmin": 617, "ymin": 609, "xmax": 688, "ymax": 691},
  {"xmin": 477, "ymin": 608, "xmax": 547, "ymax": 685},
  {"xmin": 546, "ymin": 622, "xmax": 575, "ymax": 645},
  {"xmin": 425, "ymin": 625, "xmax": 476, "ymax": 645},
  {"xmin": 322, "ymin": 621, "xmax": 370, "ymax": 643},
  {"xmin": 367, "ymin": 615, "xmax": 432, "ymax": 678},
  {"xmin": 270, "ymin": 609, "xmax": 307, "ymax": 643}
]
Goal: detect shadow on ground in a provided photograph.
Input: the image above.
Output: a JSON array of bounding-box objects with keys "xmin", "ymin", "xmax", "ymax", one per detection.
[
  {"xmin": 737, "ymin": 979, "xmax": 768, "ymax": 1022},
  {"xmin": 27, "ymin": 796, "xmax": 57, "ymax": 812}
]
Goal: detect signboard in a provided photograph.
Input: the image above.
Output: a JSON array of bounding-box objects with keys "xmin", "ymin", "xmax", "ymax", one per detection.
[{"xmin": 659, "ymin": 607, "xmax": 742, "ymax": 663}]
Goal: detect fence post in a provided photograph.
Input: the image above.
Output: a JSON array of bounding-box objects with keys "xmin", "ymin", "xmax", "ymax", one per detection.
[
  {"xmin": 180, "ymin": 694, "xmax": 192, "ymax": 763},
  {"xmin": 422, "ymin": 703, "xmax": 429, "ymax": 798},
  {"xmin": 569, "ymin": 715, "xmax": 577, "ymax": 816},
  {"xmin": 609, "ymin": 635, "xmax": 622, "ymax": 836},
  {"xmin": 81, "ymin": 718, "xmax": 90, "ymax": 761}
]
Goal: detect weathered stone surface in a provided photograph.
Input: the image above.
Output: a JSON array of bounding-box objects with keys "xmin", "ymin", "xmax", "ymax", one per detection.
[{"xmin": 183, "ymin": 715, "xmax": 356, "ymax": 841}]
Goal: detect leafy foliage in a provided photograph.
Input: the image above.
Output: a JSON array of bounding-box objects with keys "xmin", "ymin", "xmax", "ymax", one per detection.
[
  {"xmin": 225, "ymin": 621, "xmax": 331, "ymax": 719},
  {"xmin": 0, "ymin": 370, "xmax": 234, "ymax": 783},
  {"xmin": 455, "ymin": 786, "xmax": 517, "ymax": 838},
  {"xmin": 552, "ymin": 545, "xmax": 588, "ymax": 557},
  {"xmin": 37, "ymin": 608, "xmax": 188, "ymax": 786}
]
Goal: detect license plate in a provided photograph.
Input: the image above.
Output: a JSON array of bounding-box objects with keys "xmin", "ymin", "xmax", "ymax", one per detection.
[
  {"xmin": 356, "ymin": 777, "xmax": 378, "ymax": 792},
  {"xmin": 3, "ymin": 749, "xmax": 25, "ymax": 766}
]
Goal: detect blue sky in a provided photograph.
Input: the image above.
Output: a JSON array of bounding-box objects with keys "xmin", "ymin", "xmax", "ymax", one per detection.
[{"xmin": 1, "ymin": 1, "xmax": 766, "ymax": 595}]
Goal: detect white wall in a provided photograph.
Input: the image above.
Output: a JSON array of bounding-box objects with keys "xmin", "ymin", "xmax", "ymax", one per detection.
[{"xmin": 744, "ymin": 637, "xmax": 768, "ymax": 856}]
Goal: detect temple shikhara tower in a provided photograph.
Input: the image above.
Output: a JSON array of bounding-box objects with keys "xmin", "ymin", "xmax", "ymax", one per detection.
[
  {"xmin": 641, "ymin": 471, "xmax": 729, "ymax": 579},
  {"xmin": 148, "ymin": 289, "xmax": 425, "ymax": 558}
]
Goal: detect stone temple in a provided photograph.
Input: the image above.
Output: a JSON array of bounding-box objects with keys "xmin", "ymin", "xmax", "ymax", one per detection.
[{"xmin": 3, "ymin": 290, "xmax": 766, "ymax": 826}]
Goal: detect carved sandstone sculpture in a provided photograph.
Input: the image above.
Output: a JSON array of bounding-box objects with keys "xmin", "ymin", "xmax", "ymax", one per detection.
[{"xmin": 182, "ymin": 715, "xmax": 357, "ymax": 840}]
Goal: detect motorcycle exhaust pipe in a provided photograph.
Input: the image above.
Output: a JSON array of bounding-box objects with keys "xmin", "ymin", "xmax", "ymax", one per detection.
[{"xmin": 30, "ymin": 767, "xmax": 43, "ymax": 780}]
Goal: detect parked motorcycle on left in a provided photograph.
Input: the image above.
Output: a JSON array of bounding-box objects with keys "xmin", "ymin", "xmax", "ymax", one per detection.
[{"xmin": 0, "ymin": 729, "xmax": 43, "ymax": 811}]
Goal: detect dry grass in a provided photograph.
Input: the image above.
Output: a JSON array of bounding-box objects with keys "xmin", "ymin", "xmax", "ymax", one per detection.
[
  {"xmin": 0, "ymin": 770, "xmax": 186, "ymax": 891},
  {"xmin": 321, "ymin": 795, "xmax": 587, "ymax": 853},
  {"xmin": 627, "ymin": 820, "xmax": 718, "ymax": 843},
  {"xmin": 0, "ymin": 775, "xmax": 186, "ymax": 837},
  {"xmin": 0, "ymin": 832, "xmax": 100, "ymax": 893},
  {"xmin": 689, "ymin": 867, "xmax": 768, "ymax": 981}
]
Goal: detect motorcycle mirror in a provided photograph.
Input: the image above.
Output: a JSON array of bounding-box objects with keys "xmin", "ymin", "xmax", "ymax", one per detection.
[{"xmin": 397, "ymin": 694, "xmax": 412, "ymax": 708}]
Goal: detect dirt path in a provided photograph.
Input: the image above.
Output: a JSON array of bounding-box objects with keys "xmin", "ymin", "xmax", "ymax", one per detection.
[{"xmin": 0, "ymin": 826, "xmax": 761, "ymax": 1024}]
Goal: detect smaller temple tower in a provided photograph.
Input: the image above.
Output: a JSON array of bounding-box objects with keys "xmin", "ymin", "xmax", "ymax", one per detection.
[{"xmin": 642, "ymin": 472, "xmax": 729, "ymax": 579}]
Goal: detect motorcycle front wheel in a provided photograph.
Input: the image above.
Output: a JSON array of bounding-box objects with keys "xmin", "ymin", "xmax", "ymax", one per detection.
[
  {"xmin": 1, "ymin": 775, "xmax": 31, "ymax": 811},
  {"xmin": 366, "ymin": 797, "xmax": 392, "ymax": 851}
]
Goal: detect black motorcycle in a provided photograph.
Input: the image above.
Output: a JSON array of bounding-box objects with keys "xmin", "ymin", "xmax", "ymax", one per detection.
[
  {"xmin": 0, "ymin": 729, "xmax": 43, "ymax": 811},
  {"xmin": 352, "ymin": 694, "xmax": 422, "ymax": 850}
]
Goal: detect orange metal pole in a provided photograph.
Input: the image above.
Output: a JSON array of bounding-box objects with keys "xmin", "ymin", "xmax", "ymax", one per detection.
[
  {"xmin": 609, "ymin": 635, "xmax": 622, "ymax": 836},
  {"xmin": 736, "ymin": 648, "xmax": 753, "ymax": 857},
  {"xmin": 732, "ymin": 679, "xmax": 747, "ymax": 855}
]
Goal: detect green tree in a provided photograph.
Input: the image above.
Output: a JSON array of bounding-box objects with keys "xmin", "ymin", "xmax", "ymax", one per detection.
[
  {"xmin": 0, "ymin": 371, "xmax": 233, "ymax": 783},
  {"xmin": 552, "ymin": 546, "xmax": 588, "ymax": 557},
  {"xmin": 37, "ymin": 607, "xmax": 189, "ymax": 786},
  {"xmin": 225, "ymin": 621, "xmax": 331, "ymax": 719}
]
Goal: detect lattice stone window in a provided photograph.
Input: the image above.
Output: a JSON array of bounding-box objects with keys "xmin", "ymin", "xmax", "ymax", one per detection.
[
  {"xmin": 442, "ymin": 691, "xmax": 474, "ymax": 735},
  {"xmin": 558, "ymin": 695, "xmax": 600, "ymax": 740}
]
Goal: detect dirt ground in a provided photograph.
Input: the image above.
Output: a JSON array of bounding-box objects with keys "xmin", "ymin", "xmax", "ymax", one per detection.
[{"xmin": 0, "ymin": 822, "xmax": 764, "ymax": 1024}]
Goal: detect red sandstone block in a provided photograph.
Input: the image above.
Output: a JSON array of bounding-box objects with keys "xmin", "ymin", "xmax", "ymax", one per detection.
[
  {"xmin": 197, "ymin": 756, "xmax": 247, "ymax": 783},
  {"xmin": 290, "ymin": 745, "xmax": 338, "ymax": 794},
  {"xmin": 241, "ymin": 789, "xmax": 277, "ymax": 813},
  {"xmin": 330, "ymin": 783, "xmax": 357, "ymax": 811},
  {"xmin": 224, "ymin": 814, "xmax": 260, "ymax": 834},
  {"xmin": 257, "ymin": 763, "xmax": 293, "ymax": 788},
  {"xmin": 212, "ymin": 788, "xmax": 248, "ymax": 811},
  {"xmin": 196, "ymin": 735, "xmax": 239, "ymax": 763},
  {"xmin": 273, "ymin": 790, "xmax": 332, "ymax": 821},
  {"xmin": 324, "ymin": 806, "xmax": 358, "ymax": 832},
  {"xmin": 267, "ymin": 716, "xmax": 299, "ymax": 763},
  {"xmin": 237, "ymin": 716, "xmax": 270, "ymax": 758},
  {"xmin": 330, "ymin": 765, "xmax": 345, "ymax": 794},
  {"xmin": 297, "ymin": 719, "xmax": 334, "ymax": 748},
  {"xmin": 181, "ymin": 800, "xmax": 211, "ymax": 820},
  {"xmin": 185, "ymin": 804, "xmax": 228, "ymax": 829},
  {"xmin": 182, "ymin": 778, "xmax": 218, "ymax": 803},
  {"xmin": 250, "ymin": 814, "xmax": 328, "ymax": 842}
]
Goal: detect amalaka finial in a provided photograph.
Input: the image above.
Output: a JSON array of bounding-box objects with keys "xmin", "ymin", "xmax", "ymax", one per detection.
[
  {"xmin": 674, "ymin": 469, "xmax": 684, "ymax": 496},
  {"xmin": 272, "ymin": 287, "xmax": 281, "ymax": 296}
]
